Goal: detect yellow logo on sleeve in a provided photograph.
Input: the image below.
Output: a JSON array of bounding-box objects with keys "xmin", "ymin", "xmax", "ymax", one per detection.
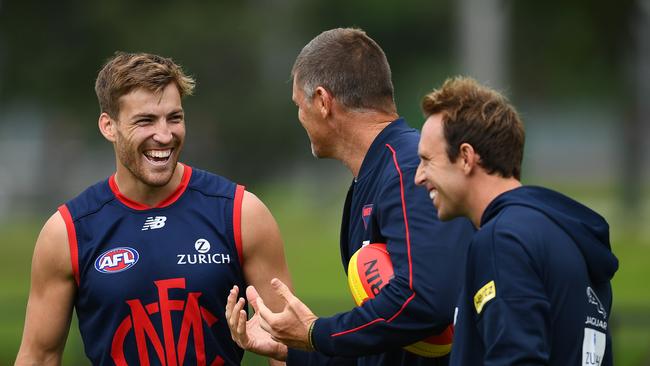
[{"xmin": 474, "ymin": 280, "xmax": 496, "ymax": 314}]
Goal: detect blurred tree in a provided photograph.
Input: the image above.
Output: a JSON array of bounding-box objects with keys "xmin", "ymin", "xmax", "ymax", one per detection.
[
  {"xmin": 622, "ymin": 0, "xmax": 649, "ymax": 220},
  {"xmin": 510, "ymin": 0, "xmax": 635, "ymax": 100},
  {"xmin": 0, "ymin": 0, "xmax": 458, "ymax": 186},
  {"xmin": 0, "ymin": 0, "xmax": 644, "ymax": 208}
]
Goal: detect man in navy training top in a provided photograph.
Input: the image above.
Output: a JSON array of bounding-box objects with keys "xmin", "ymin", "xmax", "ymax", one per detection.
[
  {"xmin": 15, "ymin": 52, "xmax": 291, "ymax": 366},
  {"xmin": 414, "ymin": 76, "xmax": 618, "ymax": 365},
  {"xmin": 225, "ymin": 28, "xmax": 475, "ymax": 365}
]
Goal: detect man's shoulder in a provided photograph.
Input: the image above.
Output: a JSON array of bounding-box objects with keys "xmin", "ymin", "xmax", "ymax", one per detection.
[
  {"xmin": 472, "ymin": 205, "xmax": 559, "ymax": 266},
  {"xmin": 377, "ymin": 132, "xmax": 420, "ymax": 175},
  {"xmin": 64, "ymin": 178, "xmax": 113, "ymax": 220},
  {"xmin": 484, "ymin": 204, "xmax": 554, "ymax": 236},
  {"xmin": 186, "ymin": 166, "xmax": 238, "ymax": 199},
  {"xmin": 384, "ymin": 129, "xmax": 419, "ymax": 155}
]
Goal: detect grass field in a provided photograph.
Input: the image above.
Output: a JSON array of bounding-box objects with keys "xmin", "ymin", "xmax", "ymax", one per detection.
[{"xmin": 1, "ymin": 185, "xmax": 648, "ymax": 365}]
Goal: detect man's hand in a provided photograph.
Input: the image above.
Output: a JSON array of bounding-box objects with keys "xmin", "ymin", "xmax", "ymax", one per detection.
[
  {"xmin": 256, "ymin": 278, "xmax": 318, "ymax": 351},
  {"xmin": 225, "ymin": 285, "xmax": 288, "ymax": 361}
]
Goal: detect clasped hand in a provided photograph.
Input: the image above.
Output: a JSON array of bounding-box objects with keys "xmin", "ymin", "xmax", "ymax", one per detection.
[{"xmin": 225, "ymin": 278, "xmax": 318, "ymax": 361}]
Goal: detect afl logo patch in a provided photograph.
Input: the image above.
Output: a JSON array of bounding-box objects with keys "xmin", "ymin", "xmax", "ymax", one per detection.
[{"xmin": 94, "ymin": 247, "xmax": 139, "ymax": 273}]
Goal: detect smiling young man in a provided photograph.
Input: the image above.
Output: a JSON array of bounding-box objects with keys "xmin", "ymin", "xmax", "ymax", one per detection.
[
  {"xmin": 15, "ymin": 52, "xmax": 291, "ymax": 366},
  {"xmin": 414, "ymin": 76, "xmax": 618, "ymax": 365}
]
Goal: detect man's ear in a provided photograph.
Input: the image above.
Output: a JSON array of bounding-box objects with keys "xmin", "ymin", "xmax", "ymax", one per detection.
[
  {"xmin": 313, "ymin": 86, "xmax": 332, "ymax": 118},
  {"xmin": 98, "ymin": 112, "xmax": 117, "ymax": 142},
  {"xmin": 459, "ymin": 142, "xmax": 479, "ymax": 175}
]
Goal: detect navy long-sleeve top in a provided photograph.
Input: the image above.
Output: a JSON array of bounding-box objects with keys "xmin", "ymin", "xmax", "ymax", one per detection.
[
  {"xmin": 288, "ymin": 118, "xmax": 475, "ymax": 365},
  {"xmin": 450, "ymin": 186, "xmax": 618, "ymax": 366}
]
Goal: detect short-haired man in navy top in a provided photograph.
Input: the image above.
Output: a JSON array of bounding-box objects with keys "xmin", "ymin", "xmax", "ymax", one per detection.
[
  {"xmin": 15, "ymin": 52, "xmax": 291, "ymax": 366},
  {"xmin": 415, "ymin": 76, "xmax": 618, "ymax": 365},
  {"xmin": 225, "ymin": 28, "xmax": 475, "ymax": 366}
]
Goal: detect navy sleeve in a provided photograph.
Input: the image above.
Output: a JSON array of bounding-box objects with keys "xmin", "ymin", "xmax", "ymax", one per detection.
[
  {"xmin": 311, "ymin": 152, "xmax": 474, "ymax": 357},
  {"xmin": 286, "ymin": 349, "xmax": 356, "ymax": 366},
  {"xmin": 467, "ymin": 218, "xmax": 552, "ymax": 365}
]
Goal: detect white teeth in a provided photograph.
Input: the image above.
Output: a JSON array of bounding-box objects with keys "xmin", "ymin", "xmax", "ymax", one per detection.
[
  {"xmin": 145, "ymin": 149, "xmax": 171, "ymax": 158},
  {"xmin": 429, "ymin": 190, "xmax": 437, "ymax": 200}
]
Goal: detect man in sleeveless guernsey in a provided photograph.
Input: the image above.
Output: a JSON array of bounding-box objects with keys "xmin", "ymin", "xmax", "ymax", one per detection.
[
  {"xmin": 15, "ymin": 52, "xmax": 292, "ymax": 366},
  {"xmin": 225, "ymin": 28, "xmax": 475, "ymax": 366},
  {"xmin": 414, "ymin": 77, "xmax": 618, "ymax": 365}
]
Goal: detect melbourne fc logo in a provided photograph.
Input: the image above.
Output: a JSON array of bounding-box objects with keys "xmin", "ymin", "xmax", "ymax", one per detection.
[
  {"xmin": 111, "ymin": 277, "xmax": 225, "ymax": 365},
  {"xmin": 94, "ymin": 247, "xmax": 139, "ymax": 273}
]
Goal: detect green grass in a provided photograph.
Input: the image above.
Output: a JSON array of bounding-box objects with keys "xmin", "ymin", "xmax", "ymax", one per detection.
[
  {"xmin": 2, "ymin": 186, "xmax": 649, "ymax": 365},
  {"xmin": 1, "ymin": 220, "xmax": 37, "ymax": 362},
  {"xmin": 610, "ymin": 236, "xmax": 650, "ymax": 366}
]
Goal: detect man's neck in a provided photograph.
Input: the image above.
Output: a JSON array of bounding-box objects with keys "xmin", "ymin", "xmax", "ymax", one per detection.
[
  {"xmin": 113, "ymin": 163, "xmax": 184, "ymax": 207},
  {"xmin": 469, "ymin": 175, "xmax": 522, "ymax": 228},
  {"xmin": 335, "ymin": 110, "xmax": 398, "ymax": 178}
]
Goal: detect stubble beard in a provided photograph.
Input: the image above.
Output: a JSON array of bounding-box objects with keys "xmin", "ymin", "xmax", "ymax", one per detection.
[{"xmin": 115, "ymin": 131, "xmax": 182, "ymax": 188}]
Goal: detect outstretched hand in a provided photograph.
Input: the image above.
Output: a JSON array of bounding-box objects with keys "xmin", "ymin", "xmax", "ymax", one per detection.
[
  {"xmin": 256, "ymin": 278, "xmax": 318, "ymax": 351},
  {"xmin": 225, "ymin": 285, "xmax": 288, "ymax": 361}
]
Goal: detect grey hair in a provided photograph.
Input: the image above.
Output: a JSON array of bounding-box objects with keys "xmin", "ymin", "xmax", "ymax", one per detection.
[{"xmin": 291, "ymin": 28, "xmax": 396, "ymax": 114}]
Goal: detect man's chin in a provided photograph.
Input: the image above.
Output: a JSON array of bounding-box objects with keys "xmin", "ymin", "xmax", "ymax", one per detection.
[
  {"xmin": 310, "ymin": 144, "xmax": 319, "ymax": 158},
  {"xmin": 310, "ymin": 144, "xmax": 330, "ymax": 159},
  {"xmin": 141, "ymin": 165, "xmax": 177, "ymax": 187},
  {"xmin": 141, "ymin": 176, "xmax": 172, "ymax": 188}
]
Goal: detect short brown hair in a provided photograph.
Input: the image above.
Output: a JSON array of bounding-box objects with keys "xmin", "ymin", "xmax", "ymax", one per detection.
[
  {"xmin": 95, "ymin": 52, "xmax": 195, "ymax": 118},
  {"xmin": 422, "ymin": 76, "xmax": 525, "ymax": 179},
  {"xmin": 292, "ymin": 28, "xmax": 395, "ymax": 114}
]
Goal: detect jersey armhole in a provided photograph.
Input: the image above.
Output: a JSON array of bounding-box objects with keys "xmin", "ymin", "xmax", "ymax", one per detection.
[
  {"xmin": 233, "ymin": 185, "xmax": 245, "ymax": 267},
  {"xmin": 58, "ymin": 204, "xmax": 80, "ymax": 286}
]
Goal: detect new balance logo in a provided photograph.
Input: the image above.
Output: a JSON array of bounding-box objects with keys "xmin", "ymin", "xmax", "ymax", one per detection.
[{"xmin": 142, "ymin": 216, "xmax": 167, "ymax": 231}]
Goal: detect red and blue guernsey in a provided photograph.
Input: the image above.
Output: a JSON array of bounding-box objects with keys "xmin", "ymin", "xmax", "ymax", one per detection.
[{"xmin": 58, "ymin": 164, "xmax": 247, "ymax": 366}]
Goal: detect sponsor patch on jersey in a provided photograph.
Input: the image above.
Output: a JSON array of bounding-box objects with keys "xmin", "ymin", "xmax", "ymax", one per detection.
[
  {"xmin": 195, "ymin": 238, "xmax": 211, "ymax": 253},
  {"xmin": 94, "ymin": 247, "xmax": 139, "ymax": 273},
  {"xmin": 582, "ymin": 327, "xmax": 606, "ymax": 365},
  {"xmin": 177, "ymin": 238, "xmax": 231, "ymax": 265},
  {"xmin": 362, "ymin": 204, "xmax": 373, "ymax": 229},
  {"xmin": 142, "ymin": 216, "xmax": 167, "ymax": 231},
  {"xmin": 474, "ymin": 280, "xmax": 496, "ymax": 314},
  {"xmin": 586, "ymin": 286, "xmax": 607, "ymax": 318}
]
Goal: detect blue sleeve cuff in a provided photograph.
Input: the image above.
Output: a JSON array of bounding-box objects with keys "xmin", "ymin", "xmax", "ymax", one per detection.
[
  {"xmin": 287, "ymin": 346, "xmax": 356, "ymax": 366},
  {"xmin": 311, "ymin": 316, "xmax": 336, "ymax": 356},
  {"xmin": 286, "ymin": 348, "xmax": 311, "ymax": 365}
]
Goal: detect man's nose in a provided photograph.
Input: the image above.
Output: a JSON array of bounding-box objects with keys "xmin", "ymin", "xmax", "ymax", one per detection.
[
  {"xmin": 414, "ymin": 162, "xmax": 425, "ymax": 186},
  {"xmin": 152, "ymin": 121, "xmax": 173, "ymax": 144}
]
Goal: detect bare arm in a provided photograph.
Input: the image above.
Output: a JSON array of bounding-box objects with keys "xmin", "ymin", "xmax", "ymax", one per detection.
[
  {"xmin": 240, "ymin": 191, "xmax": 292, "ymax": 311},
  {"xmin": 227, "ymin": 191, "xmax": 292, "ymax": 364},
  {"xmin": 15, "ymin": 212, "xmax": 76, "ymax": 366}
]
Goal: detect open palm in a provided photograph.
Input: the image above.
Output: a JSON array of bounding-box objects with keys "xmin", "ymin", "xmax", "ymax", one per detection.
[{"xmin": 226, "ymin": 285, "xmax": 288, "ymax": 360}]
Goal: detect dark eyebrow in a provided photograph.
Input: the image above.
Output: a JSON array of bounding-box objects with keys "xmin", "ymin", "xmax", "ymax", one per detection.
[
  {"xmin": 131, "ymin": 113, "xmax": 157, "ymax": 121},
  {"xmin": 168, "ymin": 108, "xmax": 184, "ymax": 116},
  {"xmin": 130, "ymin": 109, "xmax": 184, "ymax": 121}
]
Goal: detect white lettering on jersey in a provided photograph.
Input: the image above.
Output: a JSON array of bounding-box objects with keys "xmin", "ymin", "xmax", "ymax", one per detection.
[
  {"xmin": 585, "ymin": 316, "xmax": 608, "ymax": 331},
  {"xmin": 99, "ymin": 252, "xmax": 135, "ymax": 269},
  {"xmin": 177, "ymin": 253, "xmax": 231, "ymax": 265},
  {"xmin": 177, "ymin": 238, "xmax": 230, "ymax": 265}
]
